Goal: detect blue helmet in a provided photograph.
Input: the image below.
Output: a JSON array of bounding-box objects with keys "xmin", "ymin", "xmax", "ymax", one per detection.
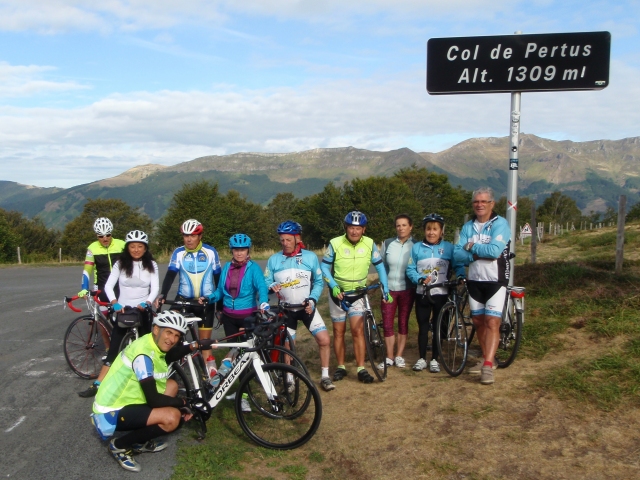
[
  {"xmin": 229, "ymin": 233, "xmax": 252, "ymax": 249},
  {"xmin": 344, "ymin": 211, "xmax": 368, "ymax": 226},
  {"xmin": 277, "ymin": 220, "xmax": 302, "ymax": 235},
  {"xmin": 422, "ymin": 213, "xmax": 445, "ymax": 227}
]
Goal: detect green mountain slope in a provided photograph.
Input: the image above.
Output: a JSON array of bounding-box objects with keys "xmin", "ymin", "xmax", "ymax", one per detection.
[{"xmin": 2, "ymin": 135, "xmax": 639, "ymax": 228}]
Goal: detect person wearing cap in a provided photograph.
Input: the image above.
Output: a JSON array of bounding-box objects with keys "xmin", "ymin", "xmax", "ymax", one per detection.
[
  {"xmin": 264, "ymin": 220, "xmax": 334, "ymax": 392},
  {"xmin": 78, "ymin": 230, "xmax": 159, "ymax": 398},
  {"xmin": 77, "ymin": 217, "xmax": 125, "ymax": 303},
  {"xmin": 406, "ymin": 214, "xmax": 465, "ymax": 373},
  {"xmin": 91, "ymin": 311, "xmax": 217, "ymax": 472},
  {"xmin": 155, "ymin": 219, "xmax": 221, "ymax": 358},
  {"xmin": 320, "ymin": 211, "xmax": 392, "ymax": 384}
]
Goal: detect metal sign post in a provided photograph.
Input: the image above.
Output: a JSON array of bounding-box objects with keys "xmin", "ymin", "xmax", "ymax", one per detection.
[{"xmin": 426, "ymin": 31, "xmax": 611, "ymax": 284}]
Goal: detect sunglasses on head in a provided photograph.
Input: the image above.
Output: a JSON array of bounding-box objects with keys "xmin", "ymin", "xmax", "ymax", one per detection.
[{"xmin": 98, "ymin": 234, "xmax": 112, "ymax": 238}]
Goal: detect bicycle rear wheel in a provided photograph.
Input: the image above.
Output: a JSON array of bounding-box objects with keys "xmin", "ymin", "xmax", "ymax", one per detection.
[
  {"xmin": 236, "ymin": 363, "xmax": 322, "ymax": 450},
  {"xmin": 258, "ymin": 345, "xmax": 310, "ymax": 376},
  {"xmin": 364, "ymin": 311, "xmax": 387, "ymax": 381},
  {"xmin": 119, "ymin": 330, "xmax": 138, "ymax": 353},
  {"xmin": 435, "ymin": 302, "xmax": 468, "ymax": 376},
  {"xmin": 496, "ymin": 300, "xmax": 523, "ymax": 368},
  {"xmin": 64, "ymin": 316, "xmax": 110, "ymax": 379}
]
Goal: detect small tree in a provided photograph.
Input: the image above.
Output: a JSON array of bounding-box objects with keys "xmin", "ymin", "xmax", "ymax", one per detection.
[
  {"xmin": 0, "ymin": 212, "xmax": 19, "ymax": 263},
  {"xmin": 536, "ymin": 191, "xmax": 582, "ymax": 226},
  {"xmin": 626, "ymin": 201, "xmax": 640, "ymax": 222},
  {"xmin": 60, "ymin": 199, "xmax": 153, "ymax": 259},
  {"xmin": 2, "ymin": 209, "xmax": 59, "ymax": 261}
]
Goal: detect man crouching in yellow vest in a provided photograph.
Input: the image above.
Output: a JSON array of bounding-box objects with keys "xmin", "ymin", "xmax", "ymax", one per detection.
[
  {"xmin": 91, "ymin": 311, "xmax": 216, "ymax": 472},
  {"xmin": 321, "ymin": 211, "xmax": 392, "ymax": 384}
]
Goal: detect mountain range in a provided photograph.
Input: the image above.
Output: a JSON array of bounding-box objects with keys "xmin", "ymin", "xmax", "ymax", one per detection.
[{"xmin": 1, "ymin": 133, "xmax": 639, "ymax": 229}]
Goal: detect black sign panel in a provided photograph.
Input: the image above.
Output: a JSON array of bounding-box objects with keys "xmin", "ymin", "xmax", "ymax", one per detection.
[{"xmin": 427, "ymin": 31, "xmax": 610, "ymax": 94}]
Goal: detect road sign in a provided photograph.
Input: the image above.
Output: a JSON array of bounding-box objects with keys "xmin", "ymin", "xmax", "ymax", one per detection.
[
  {"xmin": 521, "ymin": 223, "xmax": 533, "ymax": 236},
  {"xmin": 427, "ymin": 31, "xmax": 610, "ymax": 94}
]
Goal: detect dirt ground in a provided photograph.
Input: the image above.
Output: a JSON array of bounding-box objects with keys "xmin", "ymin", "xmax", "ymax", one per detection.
[{"xmin": 235, "ymin": 325, "xmax": 640, "ymax": 480}]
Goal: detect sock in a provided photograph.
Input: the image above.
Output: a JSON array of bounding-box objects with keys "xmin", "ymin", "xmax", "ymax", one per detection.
[
  {"xmin": 114, "ymin": 424, "xmax": 166, "ymax": 450},
  {"xmin": 337, "ymin": 365, "xmax": 346, "ymax": 370},
  {"xmin": 483, "ymin": 360, "xmax": 493, "ymax": 367},
  {"xmin": 321, "ymin": 367, "xmax": 329, "ymax": 378},
  {"xmin": 357, "ymin": 366, "xmax": 365, "ymax": 373},
  {"xmin": 93, "ymin": 380, "xmax": 101, "ymax": 387}
]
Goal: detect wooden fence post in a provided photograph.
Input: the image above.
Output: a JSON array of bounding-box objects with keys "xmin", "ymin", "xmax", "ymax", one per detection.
[
  {"xmin": 615, "ymin": 195, "xmax": 626, "ymax": 275},
  {"xmin": 454, "ymin": 228, "xmax": 460, "ymax": 245},
  {"xmin": 17, "ymin": 247, "xmax": 21, "ymax": 264},
  {"xmin": 59, "ymin": 248, "xmax": 62, "ymax": 263}
]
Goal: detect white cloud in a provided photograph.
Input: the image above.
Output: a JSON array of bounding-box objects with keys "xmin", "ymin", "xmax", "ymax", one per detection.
[
  {"xmin": 0, "ymin": 61, "xmax": 88, "ymax": 97},
  {"xmin": 0, "ymin": 58, "xmax": 638, "ymax": 187}
]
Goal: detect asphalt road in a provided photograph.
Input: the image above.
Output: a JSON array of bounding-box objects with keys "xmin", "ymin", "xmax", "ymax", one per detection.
[{"xmin": 0, "ymin": 263, "xmax": 266, "ymax": 479}]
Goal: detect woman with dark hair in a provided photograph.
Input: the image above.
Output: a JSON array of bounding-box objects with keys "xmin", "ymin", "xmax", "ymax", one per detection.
[{"xmin": 78, "ymin": 230, "xmax": 159, "ymax": 398}]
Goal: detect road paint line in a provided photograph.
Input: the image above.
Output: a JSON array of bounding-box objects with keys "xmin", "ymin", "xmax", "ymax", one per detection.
[
  {"xmin": 25, "ymin": 371, "xmax": 47, "ymax": 377},
  {"xmin": 25, "ymin": 301, "xmax": 62, "ymax": 313},
  {"xmin": 5, "ymin": 416, "xmax": 26, "ymax": 432}
]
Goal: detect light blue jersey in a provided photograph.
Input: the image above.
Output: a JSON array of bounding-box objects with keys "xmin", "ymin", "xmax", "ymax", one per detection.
[{"xmin": 264, "ymin": 249, "xmax": 324, "ymax": 304}]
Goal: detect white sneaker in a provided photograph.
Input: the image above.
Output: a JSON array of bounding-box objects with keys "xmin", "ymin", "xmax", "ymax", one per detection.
[
  {"xmin": 469, "ymin": 359, "xmax": 498, "ymax": 374},
  {"xmin": 394, "ymin": 356, "xmax": 406, "ymax": 368},
  {"xmin": 377, "ymin": 358, "xmax": 394, "ymax": 370},
  {"xmin": 241, "ymin": 397, "xmax": 252, "ymax": 413},
  {"xmin": 412, "ymin": 358, "xmax": 428, "ymax": 371},
  {"xmin": 429, "ymin": 359, "xmax": 440, "ymax": 373}
]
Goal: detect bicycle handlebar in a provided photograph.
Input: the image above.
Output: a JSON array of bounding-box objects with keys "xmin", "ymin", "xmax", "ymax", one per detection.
[{"xmin": 64, "ymin": 290, "xmax": 109, "ymax": 312}]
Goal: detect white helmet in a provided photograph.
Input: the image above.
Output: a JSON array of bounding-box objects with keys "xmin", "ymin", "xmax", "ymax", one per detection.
[
  {"xmin": 125, "ymin": 230, "xmax": 149, "ymax": 244},
  {"xmin": 153, "ymin": 311, "xmax": 188, "ymax": 334},
  {"xmin": 93, "ymin": 217, "xmax": 113, "ymax": 236},
  {"xmin": 181, "ymin": 219, "xmax": 203, "ymax": 235}
]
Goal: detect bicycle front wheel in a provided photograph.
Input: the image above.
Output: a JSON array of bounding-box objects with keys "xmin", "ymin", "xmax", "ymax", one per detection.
[
  {"xmin": 435, "ymin": 302, "xmax": 468, "ymax": 376},
  {"xmin": 119, "ymin": 330, "xmax": 138, "ymax": 353},
  {"xmin": 496, "ymin": 300, "xmax": 523, "ymax": 368},
  {"xmin": 64, "ymin": 316, "xmax": 110, "ymax": 379},
  {"xmin": 364, "ymin": 312, "xmax": 387, "ymax": 381},
  {"xmin": 170, "ymin": 363, "xmax": 208, "ymax": 439},
  {"xmin": 236, "ymin": 363, "xmax": 322, "ymax": 450}
]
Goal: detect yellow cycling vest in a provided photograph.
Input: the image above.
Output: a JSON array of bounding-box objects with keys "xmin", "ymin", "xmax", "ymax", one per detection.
[
  {"xmin": 93, "ymin": 334, "xmax": 171, "ymax": 413},
  {"xmin": 329, "ymin": 235, "xmax": 374, "ymax": 291}
]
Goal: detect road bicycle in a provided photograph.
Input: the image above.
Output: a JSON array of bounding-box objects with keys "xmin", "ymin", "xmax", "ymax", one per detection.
[
  {"xmin": 339, "ymin": 283, "xmax": 387, "ymax": 382},
  {"xmin": 173, "ymin": 312, "xmax": 322, "ymax": 449},
  {"xmin": 63, "ymin": 291, "xmax": 112, "ymax": 379},
  {"xmin": 436, "ymin": 279, "xmax": 526, "ymax": 376}
]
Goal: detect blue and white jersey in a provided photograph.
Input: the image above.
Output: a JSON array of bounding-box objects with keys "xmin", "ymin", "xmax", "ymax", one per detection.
[
  {"xmin": 406, "ymin": 240, "xmax": 465, "ymax": 296},
  {"xmin": 264, "ymin": 249, "xmax": 324, "ymax": 305},
  {"xmin": 454, "ymin": 214, "xmax": 511, "ymax": 284},
  {"xmin": 168, "ymin": 244, "xmax": 221, "ymax": 298}
]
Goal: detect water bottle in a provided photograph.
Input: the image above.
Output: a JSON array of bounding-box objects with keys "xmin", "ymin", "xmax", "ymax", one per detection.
[
  {"xmin": 218, "ymin": 358, "xmax": 233, "ymax": 376},
  {"xmin": 206, "ymin": 355, "xmax": 217, "ymax": 378}
]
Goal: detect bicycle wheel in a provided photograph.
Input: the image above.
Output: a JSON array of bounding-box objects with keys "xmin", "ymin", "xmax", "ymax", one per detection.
[
  {"xmin": 64, "ymin": 316, "xmax": 110, "ymax": 379},
  {"xmin": 459, "ymin": 289, "xmax": 475, "ymax": 346},
  {"xmin": 235, "ymin": 363, "xmax": 322, "ymax": 450},
  {"xmin": 171, "ymin": 363, "xmax": 208, "ymax": 439},
  {"xmin": 364, "ymin": 312, "xmax": 387, "ymax": 381},
  {"xmin": 435, "ymin": 302, "xmax": 468, "ymax": 376},
  {"xmin": 119, "ymin": 330, "xmax": 138, "ymax": 353},
  {"xmin": 496, "ymin": 299, "xmax": 523, "ymax": 368},
  {"xmin": 258, "ymin": 345, "xmax": 310, "ymax": 376}
]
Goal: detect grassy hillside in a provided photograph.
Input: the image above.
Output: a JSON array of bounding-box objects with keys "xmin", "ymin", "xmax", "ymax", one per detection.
[{"xmin": 171, "ymin": 224, "xmax": 640, "ymax": 479}]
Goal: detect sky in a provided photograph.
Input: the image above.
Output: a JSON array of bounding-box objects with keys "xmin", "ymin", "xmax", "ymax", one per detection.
[{"xmin": 0, "ymin": 0, "xmax": 638, "ymax": 188}]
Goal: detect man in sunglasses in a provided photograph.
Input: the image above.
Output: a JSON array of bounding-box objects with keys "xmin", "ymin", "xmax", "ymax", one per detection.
[{"xmin": 77, "ymin": 217, "xmax": 126, "ymax": 304}]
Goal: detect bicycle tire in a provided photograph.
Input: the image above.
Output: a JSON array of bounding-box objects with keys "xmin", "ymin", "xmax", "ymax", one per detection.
[
  {"xmin": 496, "ymin": 301, "xmax": 523, "ymax": 368},
  {"xmin": 119, "ymin": 330, "xmax": 138, "ymax": 353},
  {"xmin": 170, "ymin": 363, "xmax": 208, "ymax": 439},
  {"xmin": 364, "ymin": 311, "xmax": 387, "ymax": 381},
  {"xmin": 63, "ymin": 316, "xmax": 110, "ymax": 379},
  {"xmin": 435, "ymin": 302, "xmax": 468, "ymax": 376},
  {"xmin": 258, "ymin": 345, "xmax": 310, "ymax": 376},
  {"xmin": 235, "ymin": 363, "xmax": 322, "ymax": 450},
  {"xmin": 459, "ymin": 289, "xmax": 475, "ymax": 346}
]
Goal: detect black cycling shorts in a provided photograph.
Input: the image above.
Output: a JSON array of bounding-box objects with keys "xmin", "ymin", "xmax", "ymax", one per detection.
[
  {"xmin": 283, "ymin": 308, "xmax": 313, "ymax": 331},
  {"xmin": 467, "ymin": 281, "xmax": 504, "ymax": 305},
  {"xmin": 115, "ymin": 404, "xmax": 152, "ymax": 432},
  {"xmin": 174, "ymin": 296, "xmax": 215, "ymax": 328}
]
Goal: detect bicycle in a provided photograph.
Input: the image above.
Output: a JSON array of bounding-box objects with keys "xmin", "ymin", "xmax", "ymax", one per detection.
[
  {"xmin": 434, "ymin": 279, "xmax": 470, "ymax": 377},
  {"xmin": 494, "ymin": 285, "xmax": 525, "ymax": 368},
  {"xmin": 172, "ymin": 312, "xmax": 322, "ymax": 449},
  {"xmin": 64, "ymin": 291, "xmax": 112, "ymax": 379},
  {"xmin": 339, "ymin": 283, "xmax": 387, "ymax": 382}
]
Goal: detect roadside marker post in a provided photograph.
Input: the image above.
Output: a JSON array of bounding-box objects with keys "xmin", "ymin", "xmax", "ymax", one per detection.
[{"xmin": 427, "ymin": 31, "xmax": 611, "ymax": 284}]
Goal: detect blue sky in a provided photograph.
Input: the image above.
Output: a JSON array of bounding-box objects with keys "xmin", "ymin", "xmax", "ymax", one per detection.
[{"xmin": 0, "ymin": 0, "xmax": 638, "ymax": 188}]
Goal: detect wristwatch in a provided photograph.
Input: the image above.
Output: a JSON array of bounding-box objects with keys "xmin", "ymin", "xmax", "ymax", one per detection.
[{"xmin": 464, "ymin": 243, "xmax": 472, "ymax": 252}]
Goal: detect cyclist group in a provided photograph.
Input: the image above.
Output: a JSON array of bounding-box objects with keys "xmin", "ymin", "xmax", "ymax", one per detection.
[{"xmin": 77, "ymin": 185, "xmax": 510, "ymax": 472}]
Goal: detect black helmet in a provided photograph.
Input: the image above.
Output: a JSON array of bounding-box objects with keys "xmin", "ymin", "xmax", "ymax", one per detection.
[{"xmin": 422, "ymin": 213, "xmax": 445, "ymax": 227}]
